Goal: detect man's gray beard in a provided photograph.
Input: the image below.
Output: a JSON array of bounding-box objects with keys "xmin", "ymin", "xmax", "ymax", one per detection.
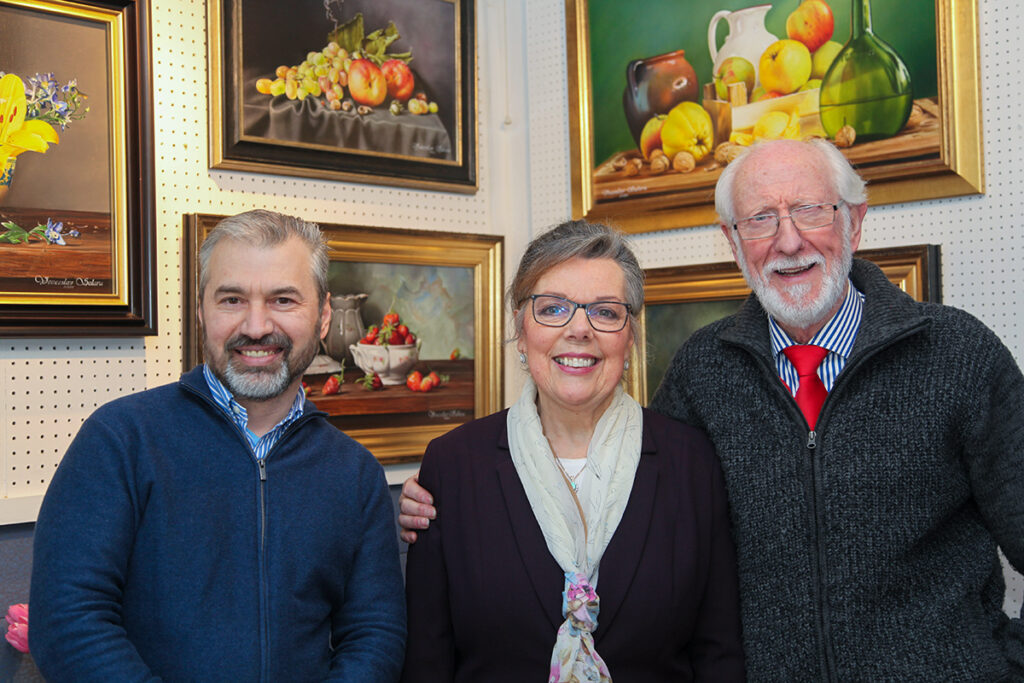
[
  {"xmin": 206, "ymin": 330, "xmax": 319, "ymax": 401},
  {"xmin": 736, "ymin": 224, "xmax": 853, "ymax": 331}
]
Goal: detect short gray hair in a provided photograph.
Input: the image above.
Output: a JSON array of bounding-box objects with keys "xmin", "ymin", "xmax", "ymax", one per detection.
[
  {"xmin": 198, "ymin": 210, "xmax": 329, "ymax": 306},
  {"xmin": 715, "ymin": 138, "xmax": 868, "ymax": 227},
  {"xmin": 508, "ymin": 219, "xmax": 644, "ymax": 341}
]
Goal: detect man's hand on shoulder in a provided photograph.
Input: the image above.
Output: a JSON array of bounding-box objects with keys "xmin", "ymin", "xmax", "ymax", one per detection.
[{"xmin": 398, "ymin": 474, "xmax": 436, "ymax": 544}]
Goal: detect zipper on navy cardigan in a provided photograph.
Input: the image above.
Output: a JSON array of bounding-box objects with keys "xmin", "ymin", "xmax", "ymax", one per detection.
[{"xmin": 807, "ymin": 430, "xmax": 817, "ymax": 449}]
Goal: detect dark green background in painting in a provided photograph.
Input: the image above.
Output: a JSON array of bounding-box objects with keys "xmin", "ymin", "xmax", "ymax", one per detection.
[
  {"xmin": 643, "ymin": 298, "xmax": 745, "ymax": 403},
  {"xmin": 588, "ymin": 0, "xmax": 938, "ymax": 164}
]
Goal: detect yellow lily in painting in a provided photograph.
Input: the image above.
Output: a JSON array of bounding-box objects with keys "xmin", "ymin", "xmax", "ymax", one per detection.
[{"xmin": 0, "ymin": 73, "xmax": 60, "ymax": 170}]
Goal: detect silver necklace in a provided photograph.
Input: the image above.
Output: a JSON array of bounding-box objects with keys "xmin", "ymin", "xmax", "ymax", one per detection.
[{"xmin": 555, "ymin": 457, "xmax": 587, "ymax": 493}]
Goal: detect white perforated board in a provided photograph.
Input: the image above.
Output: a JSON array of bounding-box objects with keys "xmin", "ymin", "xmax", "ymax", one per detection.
[{"xmin": 1, "ymin": 0, "xmax": 1021, "ymax": 614}]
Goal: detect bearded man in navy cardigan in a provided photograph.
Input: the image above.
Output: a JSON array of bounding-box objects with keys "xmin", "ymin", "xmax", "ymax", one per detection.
[{"xmin": 31, "ymin": 210, "xmax": 406, "ymax": 682}]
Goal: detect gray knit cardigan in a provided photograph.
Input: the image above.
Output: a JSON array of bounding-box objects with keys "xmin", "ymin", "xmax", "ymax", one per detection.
[{"xmin": 650, "ymin": 258, "xmax": 1024, "ymax": 681}]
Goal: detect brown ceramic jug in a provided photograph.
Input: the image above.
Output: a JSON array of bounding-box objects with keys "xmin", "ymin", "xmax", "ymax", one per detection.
[{"xmin": 622, "ymin": 50, "xmax": 699, "ymax": 146}]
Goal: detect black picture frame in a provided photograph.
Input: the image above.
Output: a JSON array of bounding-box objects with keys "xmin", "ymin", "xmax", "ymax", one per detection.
[
  {"xmin": 0, "ymin": 0, "xmax": 156, "ymax": 336},
  {"xmin": 208, "ymin": 0, "xmax": 477, "ymax": 193}
]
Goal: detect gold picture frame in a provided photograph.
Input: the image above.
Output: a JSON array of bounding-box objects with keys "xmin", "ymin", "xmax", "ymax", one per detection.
[
  {"xmin": 629, "ymin": 245, "xmax": 940, "ymax": 402},
  {"xmin": 567, "ymin": 0, "xmax": 983, "ymax": 233},
  {"xmin": 182, "ymin": 214, "xmax": 503, "ymax": 464}
]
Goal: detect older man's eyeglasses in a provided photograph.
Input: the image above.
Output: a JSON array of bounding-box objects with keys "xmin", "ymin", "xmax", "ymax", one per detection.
[
  {"xmin": 733, "ymin": 202, "xmax": 841, "ymax": 240},
  {"xmin": 529, "ymin": 295, "xmax": 631, "ymax": 332}
]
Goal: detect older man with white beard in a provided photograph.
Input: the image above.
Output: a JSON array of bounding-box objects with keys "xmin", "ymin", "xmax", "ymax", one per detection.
[
  {"xmin": 649, "ymin": 139, "xmax": 1024, "ymax": 680},
  {"xmin": 31, "ymin": 210, "xmax": 406, "ymax": 682},
  {"xmin": 398, "ymin": 139, "xmax": 1024, "ymax": 681}
]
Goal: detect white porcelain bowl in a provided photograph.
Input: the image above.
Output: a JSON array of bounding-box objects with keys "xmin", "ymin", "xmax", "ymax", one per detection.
[{"xmin": 349, "ymin": 341, "xmax": 420, "ymax": 385}]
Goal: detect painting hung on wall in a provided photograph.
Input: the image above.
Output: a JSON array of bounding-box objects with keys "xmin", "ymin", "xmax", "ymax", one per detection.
[
  {"xmin": 567, "ymin": 0, "xmax": 984, "ymax": 232},
  {"xmin": 209, "ymin": 0, "xmax": 477, "ymax": 192},
  {"xmin": 182, "ymin": 214, "xmax": 503, "ymax": 464},
  {"xmin": 0, "ymin": 0, "xmax": 156, "ymax": 335},
  {"xmin": 628, "ymin": 245, "xmax": 940, "ymax": 403}
]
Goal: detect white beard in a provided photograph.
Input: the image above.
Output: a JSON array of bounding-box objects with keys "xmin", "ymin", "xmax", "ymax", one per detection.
[{"xmin": 736, "ymin": 224, "xmax": 853, "ymax": 332}]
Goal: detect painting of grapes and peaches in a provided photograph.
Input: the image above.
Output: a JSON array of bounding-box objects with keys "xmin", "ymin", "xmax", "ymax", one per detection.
[
  {"xmin": 574, "ymin": 0, "xmax": 962, "ymax": 229},
  {"xmin": 212, "ymin": 0, "xmax": 475, "ymax": 190}
]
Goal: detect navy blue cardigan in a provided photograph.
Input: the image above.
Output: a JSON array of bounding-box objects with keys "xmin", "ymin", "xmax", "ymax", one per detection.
[{"xmin": 31, "ymin": 366, "xmax": 405, "ymax": 682}]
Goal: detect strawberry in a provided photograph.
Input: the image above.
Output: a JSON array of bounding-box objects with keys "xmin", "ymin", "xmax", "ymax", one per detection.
[
  {"xmin": 406, "ymin": 370, "xmax": 423, "ymax": 391},
  {"xmin": 404, "ymin": 333, "xmax": 415, "ymax": 345},
  {"xmin": 450, "ymin": 347, "xmax": 461, "ymax": 360},
  {"xmin": 302, "ymin": 381, "xmax": 311, "ymax": 395},
  {"xmin": 418, "ymin": 375, "xmax": 437, "ymax": 392},
  {"xmin": 427, "ymin": 371, "xmax": 441, "ymax": 386},
  {"xmin": 387, "ymin": 329, "xmax": 405, "ymax": 345},
  {"xmin": 322, "ymin": 373, "xmax": 343, "ymax": 395},
  {"xmin": 357, "ymin": 372, "xmax": 383, "ymax": 390},
  {"xmin": 382, "ymin": 310, "xmax": 400, "ymax": 327},
  {"xmin": 397, "ymin": 324, "xmax": 409, "ymax": 337},
  {"xmin": 362, "ymin": 325, "xmax": 379, "ymax": 344}
]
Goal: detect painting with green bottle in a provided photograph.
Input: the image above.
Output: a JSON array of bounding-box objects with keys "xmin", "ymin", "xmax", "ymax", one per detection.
[{"xmin": 566, "ymin": 0, "xmax": 984, "ymax": 233}]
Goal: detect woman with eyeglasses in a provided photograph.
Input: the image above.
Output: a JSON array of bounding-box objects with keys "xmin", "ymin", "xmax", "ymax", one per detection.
[{"xmin": 400, "ymin": 219, "xmax": 744, "ymax": 683}]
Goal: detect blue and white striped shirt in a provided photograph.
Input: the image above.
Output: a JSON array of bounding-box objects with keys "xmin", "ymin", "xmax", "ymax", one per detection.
[
  {"xmin": 202, "ymin": 363, "xmax": 306, "ymax": 460},
  {"xmin": 769, "ymin": 281, "xmax": 865, "ymax": 397}
]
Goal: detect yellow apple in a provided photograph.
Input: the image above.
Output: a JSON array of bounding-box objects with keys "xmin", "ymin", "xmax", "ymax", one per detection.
[
  {"xmin": 811, "ymin": 40, "xmax": 843, "ymax": 79},
  {"xmin": 799, "ymin": 78, "xmax": 822, "ymax": 91},
  {"xmin": 759, "ymin": 39, "xmax": 812, "ymax": 95},
  {"xmin": 714, "ymin": 56, "xmax": 756, "ymax": 100}
]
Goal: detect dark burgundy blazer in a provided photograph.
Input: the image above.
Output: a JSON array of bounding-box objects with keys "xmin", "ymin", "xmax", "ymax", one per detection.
[{"xmin": 401, "ymin": 408, "xmax": 745, "ymax": 683}]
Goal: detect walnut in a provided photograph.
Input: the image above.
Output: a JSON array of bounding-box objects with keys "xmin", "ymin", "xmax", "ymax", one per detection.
[
  {"xmin": 650, "ymin": 154, "xmax": 670, "ymax": 174},
  {"xmin": 612, "ymin": 156, "xmax": 629, "ymax": 171},
  {"xmin": 714, "ymin": 142, "xmax": 740, "ymax": 165},
  {"xmin": 623, "ymin": 157, "xmax": 644, "ymax": 176},
  {"xmin": 833, "ymin": 125, "xmax": 856, "ymax": 148},
  {"xmin": 905, "ymin": 103, "xmax": 925, "ymax": 129},
  {"xmin": 721, "ymin": 144, "xmax": 747, "ymax": 164},
  {"xmin": 672, "ymin": 151, "xmax": 696, "ymax": 173},
  {"xmin": 649, "ymin": 148, "xmax": 666, "ymax": 161}
]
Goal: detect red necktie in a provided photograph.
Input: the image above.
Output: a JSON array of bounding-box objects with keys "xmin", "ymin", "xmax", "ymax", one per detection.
[{"xmin": 783, "ymin": 344, "xmax": 829, "ymax": 430}]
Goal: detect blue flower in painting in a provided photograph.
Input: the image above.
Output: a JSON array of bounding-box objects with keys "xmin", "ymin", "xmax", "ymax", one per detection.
[
  {"xmin": 44, "ymin": 219, "xmax": 66, "ymax": 245},
  {"xmin": 68, "ymin": 229, "xmax": 80, "ymax": 238}
]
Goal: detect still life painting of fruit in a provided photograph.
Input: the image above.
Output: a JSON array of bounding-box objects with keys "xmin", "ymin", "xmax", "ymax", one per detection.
[
  {"xmin": 236, "ymin": 0, "xmax": 460, "ymax": 163},
  {"xmin": 580, "ymin": 0, "xmax": 953, "ymax": 226}
]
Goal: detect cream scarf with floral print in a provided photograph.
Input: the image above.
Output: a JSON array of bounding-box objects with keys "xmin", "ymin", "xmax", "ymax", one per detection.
[{"xmin": 507, "ymin": 377, "xmax": 642, "ymax": 682}]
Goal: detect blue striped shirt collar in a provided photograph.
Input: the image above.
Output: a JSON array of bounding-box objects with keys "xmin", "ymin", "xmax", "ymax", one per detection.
[
  {"xmin": 202, "ymin": 363, "xmax": 306, "ymax": 458},
  {"xmin": 769, "ymin": 281, "xmax": 865, "ymax": 395}
]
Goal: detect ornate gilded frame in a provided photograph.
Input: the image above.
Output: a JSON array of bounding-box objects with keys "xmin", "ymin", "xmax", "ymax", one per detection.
[
  {"xmin": 628, "ymin": 245, "xmax": 941, "ymax": 402},
  {"xmin": 182, "ymin": 214, "xmax": 503, "ymax": 464},
  {"xmin": 567, "ymin": 0, "xmax": 983, "ymax": 233}
]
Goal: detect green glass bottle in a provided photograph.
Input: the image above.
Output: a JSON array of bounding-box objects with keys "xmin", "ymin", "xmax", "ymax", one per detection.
[{"xmin": 819, "ymin": 0, "xmax": 913, "ymax": 142}]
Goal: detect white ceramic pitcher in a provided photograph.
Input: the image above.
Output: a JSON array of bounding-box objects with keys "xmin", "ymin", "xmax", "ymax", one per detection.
[{"xmin": 707, "ymin": 4, "xmax": 778, "ymax": 87}]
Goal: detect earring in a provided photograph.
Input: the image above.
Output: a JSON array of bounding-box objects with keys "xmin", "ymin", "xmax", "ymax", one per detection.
[
  {"xmin": 624, "ymin": 359, "xmax": 630, "ymax": 370},
  {"xmin": 519, "ymin": 352, "xmax": 527, "ymax": 364}
]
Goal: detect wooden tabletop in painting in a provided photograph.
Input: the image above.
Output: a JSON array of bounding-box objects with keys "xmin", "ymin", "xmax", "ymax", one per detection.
[
  {"xmin": 0, "ymin": 207, "xmax": 112, "ymax": 281},
  {"xmin": 592, "ymin": 97, "xmax": 942, "ymax": 203},
  {"xmin": 306, "ymin": 359, "xmax": 474, "ymax": 417}
]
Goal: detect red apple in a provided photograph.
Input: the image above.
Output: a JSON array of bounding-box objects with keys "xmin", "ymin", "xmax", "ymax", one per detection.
[
  {"xmin": 347, "ymin": 59, "xmax": 388, "ymax": 107},
  {"xmin": 750, "ymin": 87, "xmax": 784, "ymax": 102},
  {"xmin": 786, "ymin": 0, "xmax": 834, "ymax": 53},
  {"xmin": 639, "ymin": 115, "xmax": 666, "ymax": 159},
  {"xmin": 380, "ymin": 59, "xmax": 415, "ymax": 102}
]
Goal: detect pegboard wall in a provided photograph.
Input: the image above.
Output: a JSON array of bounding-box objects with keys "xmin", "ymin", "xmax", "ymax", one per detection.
[{"xmin": 0, "ymin": 0, "xmax": 1021, "ymax": 611}]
